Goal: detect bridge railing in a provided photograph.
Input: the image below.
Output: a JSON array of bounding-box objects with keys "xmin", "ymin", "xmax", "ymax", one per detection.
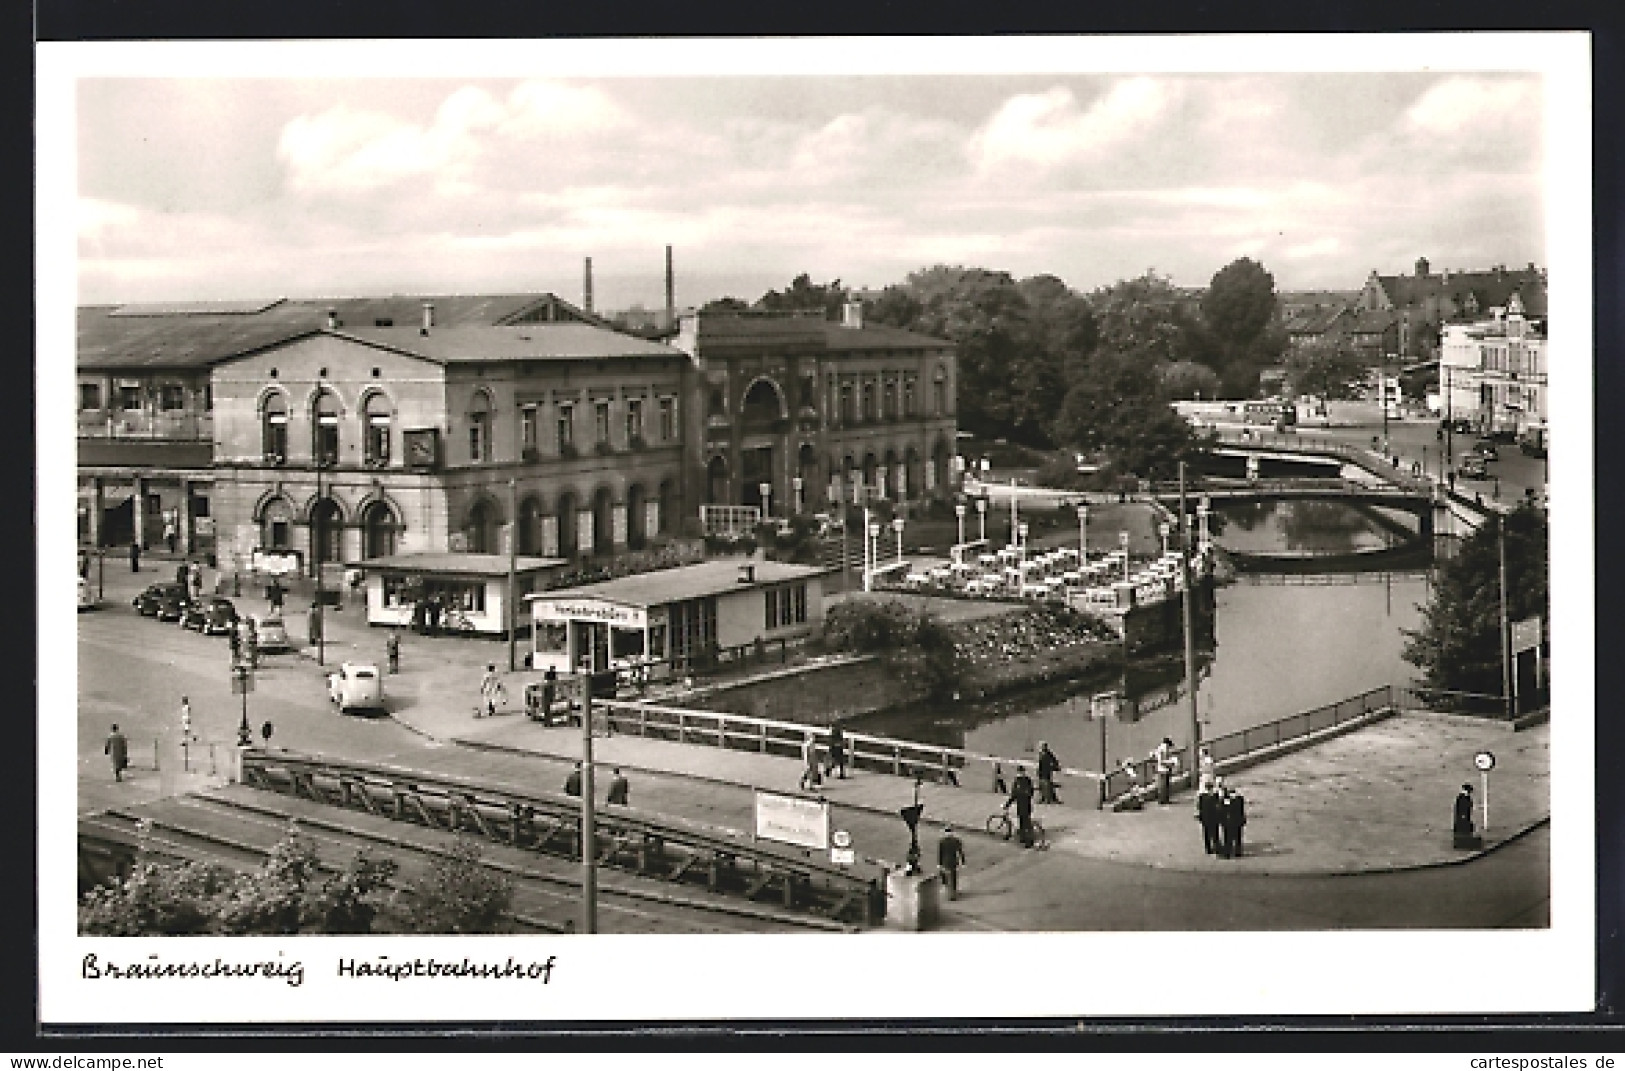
[{"xmin": 1209, "ymin": 431, "xmax": 1437, "ymax": 495}]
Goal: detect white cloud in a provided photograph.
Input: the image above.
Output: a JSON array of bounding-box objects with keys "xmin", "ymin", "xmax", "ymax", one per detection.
[
  {"xmin": 1285, "ymin": 236, "xmax": 1341, "ymax": 259},
  {"xmin": 1403, "ymin": 77, "xmax": 1536, "ymax": 138},
  {"xmin": 77, "ymin": 197, "xmax": 141, "ymax": 240},
  {"xmin": 969, "ymin": 78, "xmax": 1172, "ymax": 173}
]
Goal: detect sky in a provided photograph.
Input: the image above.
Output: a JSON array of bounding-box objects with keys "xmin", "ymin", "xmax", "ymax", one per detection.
[{"xmin": 75, "ymin": 69, "xmax": 1547, "ymax": 311}]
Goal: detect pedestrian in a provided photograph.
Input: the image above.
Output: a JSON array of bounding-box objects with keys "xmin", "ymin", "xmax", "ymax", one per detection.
[
  {"xmin": 540, "ymin": 666, "xmax": 558, "ymax": 724},
  {"xmin": 564, "ymin": 761, "xmax": 583, "ymax": 797},
  {"xmin": 1152, "ymin": 737, "xmax": 1177, "ymax": 805},
  {"xmin": 991, "ymin": 762, "xmax": 1008, "ymax": 796},
  {"xmin": 164, "ymin": 518, "xmax": 177, "ymax": 555},
  {"xmin": 1453, "ymin": 783, "xmax": 1475, "ymax": 836},
  {"xmin": 799, "ymin": 733, "xmax": 823, "ymax": 792},
  {"xmin": 1035, "ymin": 741, "xmax": 1061, "ymax": 804},
  {"xmin": 426, "ymin": 595, "xmax": 442, "ymax": 635},
  {"xmin": 937, "ymin": 825, "xmax": 966, "ymax": 900},
  {"xmin": 228, "ymin": 624, "xmax": 242, "ymax": 664},
  {"xmin": 1196, "ymin": 780, "xmax": 1221, "ymax": 854},
  {"xmin": 607, "ymin": 767, "xmax": 630, "ymax": 806},
  {"xmin": 129, "ymin": 541, "xmax": 140, "ymax": 573},
  {"xmin": 386, "ymin": 629, "xmax": 401, "ymax": 675},
  {"xmin": 1220, "ymin": 783, "xmax": 1247, "ymax": 858},
  {"xmin": 825, "ymin": 725, "xmax": 848, "ymax": 779},
  {"xmin": 1448, "ymin": 470, "xmax": 1457, "ymax": 491},
  {"xmin": 269, "ymin": 578, "xmax": 284, "ymax": 612},
  {"xmin": 307, "ymin": 601, "xmax": 323, "ymax": 647},
  {"xmin": 244, "ymin": 619, "xmax": 259, "ymax": 669},
  {"xmin": 478, "ymin": 664, "xmax": 502, "ymax": 718},
  {"xmin": 179, "ymin": 696, "xmax": 193, "ymax": 742},
  {"xmin": 1197, "ymin": 745, "xmax": 1216, "ymax": 789},
  {"xmin": 176, "ymin": 561, "xmax": 191, "ymax": 587},
  {"xmin": 1004, "ymin": 765, "xmax": 1036, "ymax": 847},
  {"xmin": 104, "ymin": 724, "xmax": 129, "ymax": 782}
]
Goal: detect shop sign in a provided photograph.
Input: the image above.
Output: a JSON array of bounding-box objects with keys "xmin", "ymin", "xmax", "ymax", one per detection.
[
  {"xmin": 533, "ymin": 597, "xmax": 647, "ymax": 629},
  {"xmin": 754, "ymin": 790, "xmax": 830, "ymax": 851}
]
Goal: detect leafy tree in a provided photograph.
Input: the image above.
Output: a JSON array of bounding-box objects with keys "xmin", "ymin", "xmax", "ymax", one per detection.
[
  {"xmin": 1201, "ymin": 258, "xmax": 1287, "ymax": 394},
  {"xmin": 698, "ymin": 296, "xmax": 751, "ymax": 315},
  {"xmin": 1089, "ymin": 270, "xmax": 1200, "ymax": 369},
  {"xmin": 1050, "ymin": 351, "xmax": 1198, "ymax": 481},
  {"xmin": 1282, "ymin": 337, "xmax": 1369, "ymax": 401},
  {"xmin": 1403, "ymin": 506, "xmax": 1549, "ymax": 696},
  {"xmin": 396, "ymin": 836, "xmax": 513, "ymax": 934},
  {"xmin": 1159, "ymin": 360, "xmax": 1222, "ymax": 400},
  {"xmin": 755, "ymin": 274, "xmax": 848, "ymax": 319}
]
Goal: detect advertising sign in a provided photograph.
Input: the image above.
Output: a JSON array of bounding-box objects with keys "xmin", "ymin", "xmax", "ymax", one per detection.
[
  {"xmin": 250, "ymin": 548, "xmax": 302, "ymax": 576},
  {"xmin": 533, "ymin": 597, "xmax": 648, "ymax": 630},
  {"xmin": 1511, "ymin": 616, "xmax": 1543, "ymax": 653},
  {"xmin": 754, "ymin": 790, "xmax": 830, "ymax": 851}
]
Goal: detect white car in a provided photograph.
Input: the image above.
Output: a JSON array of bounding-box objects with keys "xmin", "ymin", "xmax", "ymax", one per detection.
[
  {"xmin": 248, "ymin": 613, "xmax": 292, "ymax": 652},
  {"xmin": 77, "ymin": 576, "xmax": 96, "ymax": 611},
  {"xmin": 327, "ymin": 662, "xmax": 385, "ymax": 715}
]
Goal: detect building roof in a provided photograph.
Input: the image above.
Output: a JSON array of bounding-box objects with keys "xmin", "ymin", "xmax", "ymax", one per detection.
[
  {"xmin": 335, "ymin": 324, "xmax": 684, "ymax": 364},
  {"xmin": 528, "ymin": 559, "xmax": 828, "ymax": 609},
  {"xmin": 1374, "ymin": 267, "xmax": 1547, "ymax": 319},
  {"xmin": 350, "ymin": 552, "xmax": 567, "ymax": 576},
  {"xmin": 1281, "ymin": 304, "xmax": 1348, "ymax": 335},
  {"xmin": 690, "ymin": 313, "xmax": 952, "ymax": 352},
  {"xmin": 77, "ymin": 292, "xmax": 612, "ymax": 371}
]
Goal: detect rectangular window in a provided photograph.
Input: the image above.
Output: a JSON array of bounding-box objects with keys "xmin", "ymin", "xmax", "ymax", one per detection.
[
  {"xmin": 793, "ymin": 583, "xmax": 807, "ymax": 624},
  {"xmin": 119, "ymin": 385, "xmax": 142, "ymax": 411},
  {"xmin": 595, "ymin": 401, "xmax": 611, "ymax": 445},
  {"xmin": 841, "ymin": 383, "xmax": 854, "ymax": 423},
  {"xmin": 863, "ymin": 383, "xmax": 876, "ymax": 421},
  {"xmin": 764, "ymin": 588, "xmax": 779, "ymax": 629},
  {"xmin": 203, "ymin": 383, "xmax": 213, "ymax": 412},
  {"xmin": 315, "ymin": 416, "xmax": 339, "ymax": 466},
  {"xmin": 159, "ymin": 384, "xmax": 185, "ymax": 411},
  {"xmin": 521, "ymin": 405, "xmax": 538, "ymax": 455},
  {"xmin": 627, "ymin": 398, "xmax": 643, "ymax": 444},
  {"xmin": 79, "ymin": 383, "xmax": 102, "ymax": 411},
  {"xmin": 904, "ymin": 381, "xmax": 916, "ymax": 418},
  {"xmin": 557, "ymin": 404, "xmax": 574, "ymax": 449},
  {"xmin": 366, "ymin": 417, "xmax": 390, "ymax": 466},
  {"xmin": 265, "ymin": 415, "xmax": 288, "ymax": 461},
  {"xmin": 659, "ymin": 397, "xmax": 675, "ymax": 441},
  {"xmin": 469, "ymin": 413, "xmax": 489, "ymax": 463}
]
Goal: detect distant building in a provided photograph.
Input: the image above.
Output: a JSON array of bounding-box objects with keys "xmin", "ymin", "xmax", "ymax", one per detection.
[
  {"xmin": 1357, "ymin": 257, "xmax": 1546, "ymax": 360},
  {"xmin": 1438, "ymin": 291, "xmax": 1546, "ymax": 436}
]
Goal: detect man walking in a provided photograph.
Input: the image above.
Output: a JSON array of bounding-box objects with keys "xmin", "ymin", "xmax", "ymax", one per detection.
[
  {"xmin": 386, "ymin": 629, "xmax": 401, "ymax": 675},
  {"xmin": 1196, "ymin": 780, "xmax": 1222, "ymax": 855},
  {"xmin": 799, "ymin": 733, "xmax": 823, "ymax": 792},
  {"xmin": 606, "ymin": 768, "xmax": 630, "ymax": 806},
  {"xmin": 1152, "ymin": 737, "xmax": 1177, "ymax": 805},
  {"xmin": 1005, "ymin": 765, "xmax": 1036, "ymax": 847},
  {"xmin": 564, "ymin": 761, "xmax": 583, "ymax": 798},
  {"xmin": 1453, "ymin": 783, "xmax": 1475, "ymax": 837},
  {"xmin": 1220, "ymin": 781, "xmax": 1247, "ymax": 858},
  {"xmin": 937, "ymin": 825, "xmax": 966, "ymax": 900},
  {"xmin": 104, "ymin": 724, "xmax": 129, "ymax": 782},
  {"xmin": 478, "ymin": 664, "xmax": 503, "ymax": 718},
  {"xmin": 825, "ymin": 725, "xmax": 848, "ymax": 780},
  {"xmin": 129, "ymin": 541, "xmax": 140, "ymax": 573},
  {"xmin": 1035, "ymin": 741, "xmax": 1061, "ymax": 804}
]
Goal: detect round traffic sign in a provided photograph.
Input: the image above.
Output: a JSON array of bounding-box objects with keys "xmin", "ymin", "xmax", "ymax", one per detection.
[
  {"xmin": 831, "ymin": 830, "xmax": 852, "ymax": 849},
  {"xmin": 1474, "ymin": 751, "xmax": 1496, "ymax": 772}
]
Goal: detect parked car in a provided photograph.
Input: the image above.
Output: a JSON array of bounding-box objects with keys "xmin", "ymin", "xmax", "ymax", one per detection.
[
  {"xmin": 77, "ymin": 577, "xmax": 97, "ymax": 611},
  {"xmin": 182, "ymin": 596, "xmax": 239, "ymax": 635},
  {"xmin": 1471, "ymin": 438, "xmax": 1500, "ymax": 461},
  {"xmin": 1520, "ymin": 423, "xmax": 1548, "ymax": 458},
  {"xmin": 133, "ymin": 582, "xmax": 190, "ymax": 618},
  {"xmin": 1459, "ymin": 453, "xmax": 1490, "ymax": 479},
  {"xmin": 327, "ymin": 662, "xmax": 385, "ymax": 715},
  {"xmin": 249, "ymin": 613, "xmax": 292, "ymax": 652}
]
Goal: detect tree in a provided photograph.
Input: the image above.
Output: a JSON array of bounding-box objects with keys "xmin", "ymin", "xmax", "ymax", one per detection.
[
  {"xmin": 396, "ymin": 836, "xmax": 513, "ymax": 934},
  {"xmin": 1159, "ymin": 360, "xmax": 1222, "ymax": 400},
  {"xmin": 1089, "ymin": 270, "xmax": 1200, "ymax": 369},
  {"xmin": 1282, "ymin": 337, "xmax": 1368, "ymax": 401},
  {"xmin": 755, "ymin": 274, "xmax": 848, "ymax": 319},
  {"xmin": 1403, "ymin": 506, "xmax": 1549, "ymax": 696},
  {"xmin": 1201, "ymin": 258, "xmax": 1287, "ymax": 394},
  {"xmin": 698, "ymin": 296, "xmax": 750, "ymax": 315},
  {"xmin": 1050, "ymin": 350, "xmax": 1197, "ymax": 481}
]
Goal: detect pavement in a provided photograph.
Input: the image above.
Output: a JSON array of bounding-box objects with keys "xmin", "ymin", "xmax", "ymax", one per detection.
[{"xmin": 83, "ymin": 548, "xmax": 1552, "ymax": 886}]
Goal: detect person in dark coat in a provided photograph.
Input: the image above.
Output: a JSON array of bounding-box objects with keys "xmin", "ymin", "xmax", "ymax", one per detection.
[
  {"xmin": 991, "ymin": 762, "xmax": 1008, "ymax": 796},
  {"xmin": 1453, "ymin": 783, "xmax": 1475, "ymax": 835},
  {"xmin": 564, "ymin": 762, "xmax": 583, "ymax": 798},
  {"xmin": 386, "ymin": 629, "xmax": 400, "ymax": 674},
  {"xmin": 1004, "ymin": 765, "xmax": 1036, "ymax": 847},
  {"xmin": 104, "ymin": 724, "xmax": 129, "ymax": 782},
  {"xmin": 129, "ymin": 542, "xmax": 140, "ymax": 573},
  {"xmin": 937, "ymin": 825, "xmax": 966, "ymax": 900},
  {"xmin": 1196, "ymin": 782, "xmax": 1222, "ymax": 854},
  {"xmin": 1035, "ymin": 741, "xmax": 1061, "ymax": 804},
  {"xmin": 825, "ymin": 725, "xmax": 848, "ymax": 779},
  {"xmin": 1220, "ymin": 784, "xmax": 1246, "ymax": 858},
  {"xmin": 606, "ymin": 768, "xmax": 629, "ymax": 806}
]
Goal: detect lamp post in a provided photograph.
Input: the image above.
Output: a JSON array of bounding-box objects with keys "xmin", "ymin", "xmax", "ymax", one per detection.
[
  {"xmin": 507, "ymin": 476, "xmax": 518, "ymax": 673},
  {"xmin": 1077, "ymin": 505, "xmax": 1088, "ymax": 567},
  {"xmin": 234, "ymin": 662, "xmax": 253, "ymax": 747},
  {"xmin": 1178, "ymin": 460, "xmax": 1200, "ymax": 787},
  {"xmin": 955, "ymin": 503, "xmax": 966, "ymax": 548},
  {"xmin": 792, "ymin": 476, "xmax": 804, "ymax": 515},
  {"xmin": 1009, "ymin": 478, "xmax": 1019, "ymax": 550},
  {"xmin": 314, "ymin": 455, "xmax": 327, "ymax": 668},
  {"xmin": 1158, "ymin": 521, "xmax": 1171, "ymax": 557},
  {"xmin": 866, "ymin": 515, "xmax": 881, "ymax": 592},
  {"xmin": 1118, "ymin": 531, "xmax": 1130, "ymax": 583},
  {"xmin": 1197, "ymin": 500, "xmax": 1211, "ymax": 553},
  {"xmin": 1017, "ymin": 522, "xmax": 1029, "ymax": 562},
  {"xmin": 975, "ymin": 498, "xmax": 987, "ymax": 543},
  {"xmin": 892, "ymin": 516, "xmax": 906, "ymax": 564},
  {"xmin": 759, "ymin": 481, "xmax": 773, "ymax": 520}
]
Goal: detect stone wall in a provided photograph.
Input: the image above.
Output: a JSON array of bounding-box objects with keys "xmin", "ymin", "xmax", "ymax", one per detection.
[{"xmin": 684, "ymin": 655, "xmax": 927, "ymax": 725}]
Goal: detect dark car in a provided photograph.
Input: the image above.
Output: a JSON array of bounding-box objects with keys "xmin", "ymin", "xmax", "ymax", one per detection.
[
  {"xmin": 1458, "ymin": 453, "xmax": 1490, "ymax": 479},
  {"xmin": 133, "ymin": 582, "xmax": 189, "ymax": 617},
  {"xmin": 1471, "ymin": 438, "xmax": 1499, "ymax": 461},
  {"xmin": 154, "ymin": 587, "xmax": 192, "ymax": 622},
  {"xmin": 182, "ymin": 596, "xmax": 238, "ymax": 635}
]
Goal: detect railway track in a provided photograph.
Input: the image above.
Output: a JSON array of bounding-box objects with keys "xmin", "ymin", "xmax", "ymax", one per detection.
[{"xmin": 80, "ymin": 785, "xmax": 849, "ymax": 935}]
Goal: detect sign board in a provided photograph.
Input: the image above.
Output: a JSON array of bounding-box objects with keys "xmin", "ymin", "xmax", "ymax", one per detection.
[
  {"xmin": 754, "ymin": 790, "xmax": 830, "ymax": 851},
  {"xmin": 533, "ymin": 597, "xmax": 648, "ymax": 630},
  {"xmin": 831, "ymin": 830, "xmax": 852, "ymax": 849},
  {"xmin": 830, "ymin": 847, "xmax": 856, "ymax": 866},
  {"xmin": 1090, "ymin": 692, "xmax": 1121, "ymax": 720},
  {"xmin": 250, "ymin": 549, "xmax": 302, "ymax": 576},
  {"xmin": 1511, "ymin": 616, "xmax": 1543, "ymax": 653},
  {"xmin": 1474, "ymin": 751, "xmax": 1496, "ymax": 772},
  {"xmin": 231, "ymin": 670, "xmax": 255, "ymax": 695}
]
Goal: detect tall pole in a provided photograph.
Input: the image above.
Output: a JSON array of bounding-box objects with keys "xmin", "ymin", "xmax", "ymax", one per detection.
[
  {"xmin": 1179, "ymin": 461, "xmax": 1200, "ymax": 785},
  {"xmin": 1444, "ymin": 363, "xmax": 1454, "ymax": 479},
  {"xmin": 1498, "ymin": 516, "xmax": 1514, "ymax": 719},
  {"xmin": 316, "ymin": 460, "xmax": 325, "ymax": 668},
  {"xmin": 1381, "ymin": 351, "xmax": 1390, "ymax": 452},
  {"xmin": 580, "ymin": 681, "xmax": 597, "ymax": 933},
  {"xmin": 507, "ymin": 477, "xmax": 518, "ymax": 672},
  {"xmin": 1009, "ymin": 478, "xmax": 1018, "ymax": 549}
]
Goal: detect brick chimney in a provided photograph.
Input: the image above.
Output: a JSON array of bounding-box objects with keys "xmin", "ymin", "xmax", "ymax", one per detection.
[
  {"xmin": 584, "ymin": 256, "xmax": 594, "ymax": 316},
  {"xmin": 421, "ymin": 301, "xmax": 434, "ymax": 336}
]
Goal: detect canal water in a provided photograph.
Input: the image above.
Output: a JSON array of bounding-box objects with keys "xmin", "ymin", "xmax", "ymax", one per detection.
[{"xmin": 850, "ymin": 500, "xmax": 1429, "ymax": 776}]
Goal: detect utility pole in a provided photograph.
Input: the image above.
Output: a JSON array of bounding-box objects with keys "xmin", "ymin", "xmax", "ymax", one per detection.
[
  {"xmin": 315, "ymin": 458, "xmax": 325, "ymax": 668},
  {"xmin": 507, "ymin": 477, "xmax": 519, "ymax": 672},
  {"xmin": 580, "ymin": 679, "xmax": 598, "ymax": 933},
  {"xmin": 1179, "ymin": 460, "xmax": 1200, "ymax": 785},
  {"xmin": 1498, "ymin": 516, "xmax": 1514, "ymax": 719}
]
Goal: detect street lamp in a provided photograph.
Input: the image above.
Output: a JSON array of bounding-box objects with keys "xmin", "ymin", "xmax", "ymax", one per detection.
[
  {"xmin": 1017, "ymin": 521, "xmax": 1029, "ymax": 562},
  {"xmin": 1118, "ymin": 531, "xmax": 1130, "ymax": 583},
  {"xmin": 1076, "ymin": 505, "xmax": 1088, "ymax": 567},
  {"xmin": 975, "ymin": 497, "xmax": 987, "ymax": 543},
  {"xmin": 792, "ymin": 475, "xmax": 804, "ymax": 515},
  {"xmin": 891, "ymin": 516, "xmax": 906, "ymax": 564},
  {"xmin": 314, "ymin": 454, "xmax": 328, "ymax": 668},
  {"xmin": 865, "ymin": 515, "xmax": 881, "ymax": 592},
  {"xmin": 1196, "ymin": 501, "xmax": 1211, "ymax": 552},
  {"xmin": 955, "ymin": 502, "xmax": 967, "ymax": 548},
  {"xmin": 1159, "ymin": 522, "xmax": 1171, "ymax": 557},
  {"xmin": 1009, "ymin": 478, "xmax": 1019, "ymax": 550},
  {"xmin": 759, "ymin": 481, "xmax": 773, "ymax": 520}
]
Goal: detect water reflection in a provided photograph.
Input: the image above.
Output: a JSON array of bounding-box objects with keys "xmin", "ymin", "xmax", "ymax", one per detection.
[{"xmin": 1212, "ymin": 500, "xmax": 1398, "ymax": 555}]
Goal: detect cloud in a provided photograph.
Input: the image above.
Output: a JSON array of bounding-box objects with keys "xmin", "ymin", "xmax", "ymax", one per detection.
[
  {"xmin": 1402, "ymin": 77, "xmax": 1537, "ymax": 138},
  {"xmin": 969, "ymin": 78, "xmax": 1173, "ymax": 173},
  {"xmin": 1285, "ymin": 236, "xmax": 1341, "ymax": 259}
]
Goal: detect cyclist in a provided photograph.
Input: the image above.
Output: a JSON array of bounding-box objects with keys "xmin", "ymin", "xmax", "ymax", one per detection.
[{"xmin": 1003, "ymin": 765, "xmax": 1036, "ymax": 848}]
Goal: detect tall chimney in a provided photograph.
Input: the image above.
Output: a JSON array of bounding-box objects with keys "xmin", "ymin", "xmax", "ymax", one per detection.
[
  {"xmin": 584, "ymin": 257, "xmax": 594, "ymax": 316},
  {"xmin": 665, "ymin": 245, "xmax": 675, "ymax": 329},
  {"xmin": 326, "ymin": 308, "xmax": 338, "ymax": 330},
  {"xmin": 421, "ymin": 301, "xmax": 434, "ymax": 336}
]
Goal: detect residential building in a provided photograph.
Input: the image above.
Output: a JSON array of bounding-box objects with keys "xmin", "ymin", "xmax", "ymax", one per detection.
[
  {"xmin": 1438, "ymin": 291, "xmax": 1547, "ymax": 436},
  {"xmin": 1356, "ymin": 257, "xmax": 1546, "ymax": 360}
]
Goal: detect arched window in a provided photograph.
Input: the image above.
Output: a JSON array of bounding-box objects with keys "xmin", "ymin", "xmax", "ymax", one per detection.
[
  {"xmin": 312, "ymin": 390, "xmax": 341, "ymax": 466},
  {"xmin": 626, "ymin": 484, "xmax": 648, "ymax": 550},
  {"xmin": 310, "ymin": 498, "xmax": 343, "ymax": 572},
  {"xmin": 466, "ymin": 497, "xmax": 500, "ymax": 554},
  {"xmin": 708, "ymin": 387, "xmax": 727, "ymax": 418},
  {"xmin": 556, "ymin": 492, "xmax": 578, "ymax": 557},
  {"xmin": 363, "ymin": 392, "xmax": 392, "ymax": 467},
  {"xmin": 259, "ymin": 496, "xmax": 293, "ymax": 549},
  {"xmin": 262, "ymin": 394, "xmax": 288, "ymax": 463},
  {"xmin": 468, "ymin": 392, "xmax": 492, "ymax": 463},
  {"xmin": 360, "ymin": 500, "xmax": 397, "ymax": 559},
  {"xmin": 933, "ymin": 365, "xmax": 948, "ymax": 415}
]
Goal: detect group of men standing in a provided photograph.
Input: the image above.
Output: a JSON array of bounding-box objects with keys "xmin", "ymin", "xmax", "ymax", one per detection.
[{"xmin": 1195, "ymin": 776, "xmax": 1247, "ymax": 858}]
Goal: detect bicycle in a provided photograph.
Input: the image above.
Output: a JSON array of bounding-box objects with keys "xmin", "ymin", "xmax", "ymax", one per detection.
[{"xmin": 986, "ymin": 809, "xmax": 1048, "ymax": 849}]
